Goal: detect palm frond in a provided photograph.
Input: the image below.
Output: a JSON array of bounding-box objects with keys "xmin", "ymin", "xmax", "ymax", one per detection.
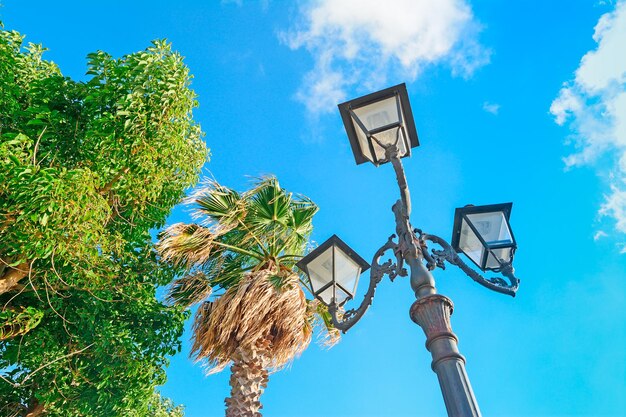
[
  {"xmin": 280, "ymin": 195, "xmax": 318, "ymax": 256},
  {"xmin": 190, "ymin": 179, "xmax": 245, "ymax": 229},
  {"xmin": 289, "ymin": 196, "xmax": 318, "ymax": 235},
  {"xmin": 157, "ymin": 222, "xmax": 263, "ymax": 268},
  {"xmin": 167, "ymin": 271, "xmax": 212, "ymax": 308},
  {"xmin": 247, "ymin": 177, "xmax": 292, "ymax": 226},
  {"xmin": 157, "ymin": 223, "xmax": 222, "ymax": 268},
  {"xmin": 244, "ymin": 177, "xmax": 294, "ymax": 254},
  {"xmin": 204, "ymin": 252, "xmax": 249, "ymax": 290}
]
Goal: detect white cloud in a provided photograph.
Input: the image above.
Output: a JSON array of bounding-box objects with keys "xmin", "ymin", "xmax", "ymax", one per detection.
[
  {"xmin": 282, "ymin": 0, "xmax": 490, "ymax": 114},
  {"xmin": 483, "ymin": 101, "xmax": 500, "ymax": 115},
  {"xmin": 594, "ymin": 230, "xmax": 609, "ymax": 240},
  {"xmin": 551, "ymin": 1, "xmax": 626, "ymax": 241},
  {"xmin": 600, "ymin": 185, "xmax": 626, "ymax": 233}
]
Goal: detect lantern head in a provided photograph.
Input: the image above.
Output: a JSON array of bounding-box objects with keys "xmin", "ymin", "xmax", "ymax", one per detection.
[
  {"xmin": 338, "ymin": 83, "xmax": 419, "ymax": 166},
  {"xmin": 451, "ymin": 203, "xmax": 516, "ymax": 271},
  {"xmin": 296, "ymin": 235, "xmax": 370, "ymax": 306}
]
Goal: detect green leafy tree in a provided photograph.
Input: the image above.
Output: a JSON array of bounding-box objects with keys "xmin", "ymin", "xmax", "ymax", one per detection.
[
  {"xmin": 127, "ymin": 392, "xmax": 185, "ymax": 417},
  {"xmin": 0, "ymin": 25, "xmax": 207, "ymax": 416},
  {"xmin": 157, "ymin": 177, "xmax": 338, "ymax": 417}
]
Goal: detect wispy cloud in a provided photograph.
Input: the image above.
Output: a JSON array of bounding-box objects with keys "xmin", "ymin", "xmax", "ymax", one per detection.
[
  {"xmin": 222, "ymin": 0, "xmax": 270, "ymax": 10},
  {"xmin": 600, "ymin": 185, "xmax": 626, "ymax": 233},
  {"xmin": 483, "ymin": 101, "xmax": 500, "ymax": 115},
  {"xmin": 550, "ymin": 1, "xmax": 626, "ymax": 242},
  {"xmin": 281, "ymin": 0, "xmax": 490, "ymax": 115},
  {"xmin": 594, "ymin": 230, "xmax": 608, "ymax": 240}
]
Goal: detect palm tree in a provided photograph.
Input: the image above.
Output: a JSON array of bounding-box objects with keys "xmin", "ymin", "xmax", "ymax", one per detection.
[{"xmin": 157, "ymin": 177, "xmax": 334, "ymax": 416}]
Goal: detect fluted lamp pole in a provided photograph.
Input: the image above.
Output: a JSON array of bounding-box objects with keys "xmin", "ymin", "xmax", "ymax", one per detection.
[{"xmin": 296, "ymin": 84, "xmax": 520, "ymax": 417}]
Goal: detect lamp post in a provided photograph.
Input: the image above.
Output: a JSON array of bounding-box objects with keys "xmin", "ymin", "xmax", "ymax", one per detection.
[{"xmin": 297, "ymin": 83, "xmax": 520, "ymax": 417}]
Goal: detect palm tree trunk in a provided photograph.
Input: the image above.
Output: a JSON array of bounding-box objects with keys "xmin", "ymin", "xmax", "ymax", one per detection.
[{"xmin": 225, "ymin": 345, "xmax": 271, "ymax": 417}]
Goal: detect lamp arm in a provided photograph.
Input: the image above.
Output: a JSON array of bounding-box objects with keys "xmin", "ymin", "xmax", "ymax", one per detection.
[
  {"xmin": 369, "ymin": 135, "xmax": 411, "ymax": 215},
  {"xmin": 418, "ymin": 232, "xmax": 520, "ymax": 297},
  {"xmin": 327, "ymin": 235, "xmax": 407, "ymax": 333},
  {"xmin": 390, "ymin": 154, "xmax": 411, "ymax": 216}
]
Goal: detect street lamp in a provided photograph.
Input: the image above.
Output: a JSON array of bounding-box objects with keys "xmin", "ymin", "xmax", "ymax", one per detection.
[
  {"xmin": 338, "ymin": 83, "xmax": 419, "ymax": 166},
  {"xmin": 451, "ymin": 203, "xmax": 517, "ymax": 272},
  {"xmin": 298, "ymin": 83, "xmax": 520, "ymax": 417},
  {"xmin": 296, "ymin": 235, "xmax": 370, "ymax": 306}
]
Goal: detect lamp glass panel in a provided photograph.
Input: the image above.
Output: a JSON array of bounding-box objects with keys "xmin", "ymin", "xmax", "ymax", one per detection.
[
  {"xmin": 371, "ymin": 127, "xmax": 408, "ymax": 162},
  {"xmin": 317, "ymin": 284, "xmax": 350, "ymax": 306},
  {"xmin": 459, "ymin": 218, "xmax": 484, "ymax": 267},
  {"xmin": 335, "ymin": 286, "xmax": 350, "ymax": 305},
  {"xmin": 353, "ymin": 96, "xmax": 408, "ymax": 162},
  {"xmin": 316, "ymin": 285, "xmax": 335, "ymax": 306},
  {"xmin": 485, "ymin": 247, "xmax": 513, "ymax": 269},
  {"xmin": 353, "ymin": 96, "xmax": 400, "ymax": 130},
  {"xmin": 333, "ymin": 246, "xmax": 362, "ymax": 297},
  {"xmin": 352, "ymin": 114, "xmax": 375, "ymax": 163},
  {"xmin": 466, "ymin": 212, "xmax": 513, "ymax": 247},
  {"xmin": 306, "ymin": 246, "xmax": 333, "ymax": 295}
]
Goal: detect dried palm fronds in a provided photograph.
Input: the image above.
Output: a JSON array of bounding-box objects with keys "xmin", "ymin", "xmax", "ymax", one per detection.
[
  {"xmin": 306, "ymin": 299, "xmax": 341, "ymax": 349},
  {"xmin": 191, "ymin": 270, "xmax": 311, "ymax": 373},
  {"xmin": 157, "ymin": 222, "xmax": 229, "ymax": 269}
]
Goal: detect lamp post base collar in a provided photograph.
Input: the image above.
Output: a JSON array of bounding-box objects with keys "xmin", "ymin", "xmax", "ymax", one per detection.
[
  {"xmin": 409, "ymin": 294, "xmax": 454, "ymax": 331},
  {"xmin": 410, "ymin": 294, "xmax": 481, "ymax": 417}
]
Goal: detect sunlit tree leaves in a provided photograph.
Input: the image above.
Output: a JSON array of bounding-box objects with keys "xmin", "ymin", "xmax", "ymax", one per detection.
[{"xmin": 0, "ymin": 24, "xmax": 208, "ymax": 417}]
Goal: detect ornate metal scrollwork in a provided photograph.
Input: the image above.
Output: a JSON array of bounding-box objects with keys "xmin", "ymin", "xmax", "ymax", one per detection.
[
  {"xmin": 328, "ymin": 234, "xmax": 406, "ymax": 333},
  {"xmin": 417, "ymin": 231, "xmax": 519, "ymax": 297},
  {"xmin": 326, "ymin": 146, "xmax": 519, "ymax": 334}
]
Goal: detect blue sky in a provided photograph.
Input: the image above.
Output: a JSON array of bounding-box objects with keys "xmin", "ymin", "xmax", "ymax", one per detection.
[{"xmin": 2, "ymin": 1, "xmax": 626, "ymax": 416}]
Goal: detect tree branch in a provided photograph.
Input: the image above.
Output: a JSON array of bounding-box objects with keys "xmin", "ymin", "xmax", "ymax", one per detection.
[
  {"xmin": 25, "ymin": 399, "xmax": 45, "ymax": 417},
  {"xmin": 18, "ymin": 343, "xmax": 95, "ymax": 386},
  {"xmin": 99, "ymin": 167, "xmax": 130, "ymax": 195},
  {"xmin": 32, "ymin": 126, "xmax": 47, "ymax": 166},
  {"xmin": 0, "ymin": 261, "xmax": 31, "ymax": 295}
]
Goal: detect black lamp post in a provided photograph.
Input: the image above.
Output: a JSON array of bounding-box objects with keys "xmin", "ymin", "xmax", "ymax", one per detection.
[{"xmin": 298, "ymin": 83, "xmax": 520, "ymax": 417}]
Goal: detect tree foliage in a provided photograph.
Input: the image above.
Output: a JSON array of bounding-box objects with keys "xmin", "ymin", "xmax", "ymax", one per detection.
[
  {"xmin": 0, "ymin": 24, "xmax": 207, "ymax": 416},
  {"xmin": 127, "ymin": 392, "xmax": 184, "ymax": 417}
]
